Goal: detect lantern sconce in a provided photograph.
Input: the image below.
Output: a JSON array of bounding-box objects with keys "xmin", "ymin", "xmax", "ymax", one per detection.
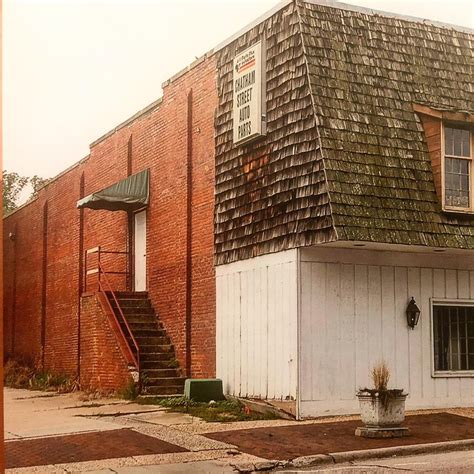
[{"xmin": 406, "ymin": 297, "xmax": 421, "ymax": 329}]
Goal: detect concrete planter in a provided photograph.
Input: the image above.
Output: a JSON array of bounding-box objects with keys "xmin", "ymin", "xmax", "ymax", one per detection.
[{"xmin": 357, "ymin": 392, "xmax": 407, "ymax": 427}]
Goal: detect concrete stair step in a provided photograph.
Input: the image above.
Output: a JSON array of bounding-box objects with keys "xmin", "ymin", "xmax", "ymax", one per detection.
[
  {"xmin": 130, "ymin": 328, "xmax": 167, "ymax": 338},
  {"xmin": 124, "ymin": 322, "xmax": 162, "ymax": 332},
  {"xmin": 142, "ymin": 385, "xmax": 184, "ymax": 396},
  {"xmin": 142, "ymin": 368, "xmax": 181, "ymax": 378},
  {"xmin": 120, "ymin": 307, "xmax": 155, "ymax": 315},
  {"xmin": 134, "ymin": 336, "xmax": 171, "ymax": 346},
  {"xmin": 122, "ymin": 314, "xmax": 157, "ymax": 324},
  {"xmin": 139, "ymin": 344, "xmax": 174, "ymax": 354},
  {"xmin": 111, "ymin": 291, "xmax": 148, "ymax": 298},
  {"xmin": 141, "ymin": 359, "xmax": 179, "ymax": 370},
  {"xmin": 111, "ymin": 299, "xmax": 151, "ymax": 309},
  {"xmin": 140, "ymin": 352, "xmax": 176, "ymax": 362},
  {"xmin": 144, "ymin": 377, "xmax": 186, "ymax": 387}
]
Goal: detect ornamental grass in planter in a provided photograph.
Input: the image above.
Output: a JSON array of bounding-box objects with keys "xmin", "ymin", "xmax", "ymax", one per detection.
[{"xmin": 357, "ymin": 361, "xmax": 407, "ymax": 428}]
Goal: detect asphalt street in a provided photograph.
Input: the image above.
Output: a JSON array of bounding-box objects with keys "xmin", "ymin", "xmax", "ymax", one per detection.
[{"xmin": 281, "ymin": 449, "xmax": 474, "ymax": 473}]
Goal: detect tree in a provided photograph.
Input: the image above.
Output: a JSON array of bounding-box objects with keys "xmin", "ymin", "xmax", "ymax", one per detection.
[
  {"xmin": 2, "ymin": 171, "xmax": 29, "ymax": 215},
  {"xmin": 29, "ymin": 175, "xmax": 51, "ymax": 200},
  {"xmin": 2, "ymin": 171, "xmax": 51, "ymax": 215}
]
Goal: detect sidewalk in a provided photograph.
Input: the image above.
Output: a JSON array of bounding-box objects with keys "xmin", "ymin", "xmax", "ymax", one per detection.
[{"xmin": 5, "ymin": 388, "xmax": 474, "ymax": 473}]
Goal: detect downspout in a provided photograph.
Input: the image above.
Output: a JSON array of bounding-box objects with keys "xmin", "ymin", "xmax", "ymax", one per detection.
[
  {"xmin": 185, "ymin": 90, "xmax": 193, "ymax": 377},
  {"xmin": 77, "ymin": 174, "xmax": 85, "ymax": 380},
  {"xmin": 41, "ymin": 203, "xmax": 48, "ymax": 368},
  {"xmin": 11, "ymin": 223, "xmax": 18, "ymax": 356},
  {"xmin": 127, "ymin": 135, "xmax": 133, "ymax": 291}
]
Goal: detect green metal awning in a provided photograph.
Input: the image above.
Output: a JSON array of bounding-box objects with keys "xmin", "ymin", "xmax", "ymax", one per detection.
[{"xmin": 77, "ymin": 169, "xmax": 149, "ymax": 212}]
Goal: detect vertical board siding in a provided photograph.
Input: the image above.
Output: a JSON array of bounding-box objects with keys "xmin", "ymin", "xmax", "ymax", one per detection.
[
  {"xmin": 216, "ymin": 252, "xmax": 298, "ymax": 400},
  {"xmin": 300, "ymin": 251, "xmax": 474, "ymax": 417}
]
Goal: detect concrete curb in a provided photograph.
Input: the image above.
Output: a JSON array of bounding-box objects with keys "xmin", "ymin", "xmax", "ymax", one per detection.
[{"xmin": 288, "ymin": 438, "xmax": 474, "ymax": 470}]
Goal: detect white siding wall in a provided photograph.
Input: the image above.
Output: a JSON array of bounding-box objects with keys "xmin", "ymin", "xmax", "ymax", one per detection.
[
  {"xmin": 216, "ymin": 250, "xmax": 298, "ymax": 400},
  {"xmin": 299, "ymin": 247, "xmax": 474, "ymax": 418}
]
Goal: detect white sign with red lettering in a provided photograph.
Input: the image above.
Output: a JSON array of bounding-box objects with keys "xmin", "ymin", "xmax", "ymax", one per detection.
[{"xmin": 233, "ymin": 41, "xmax": 266, "ymax": 145}]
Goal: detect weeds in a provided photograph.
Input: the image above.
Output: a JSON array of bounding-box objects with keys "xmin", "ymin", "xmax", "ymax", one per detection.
[
  {"xmin": 371, "ymin": 360, "xmax": 390, "ymax": 391},
  {"xmin": 137, "ymin": 396, "xmax": 280, "ymax": 422},
  {"xmin": 118, "ymin": 380, "xmax": 139, "ymax": 400},
  {"xmin": 4, "ymin": 356, "xmax": 78, "ymax": 393}
]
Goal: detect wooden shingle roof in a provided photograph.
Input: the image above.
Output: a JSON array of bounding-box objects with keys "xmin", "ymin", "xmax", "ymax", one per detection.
[
  {"xmin": 214, "ymin": 1, "xmax": 474, "ymax": 265},
  {"xmin": 299, "ymin": 0, "xmax": 474, "ymax": 248}
]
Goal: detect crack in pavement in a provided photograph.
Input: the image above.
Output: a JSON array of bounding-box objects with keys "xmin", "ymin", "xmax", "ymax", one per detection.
[{"xmin": 350, "ymin": 461, "xmax": 413, "ymax": 471}]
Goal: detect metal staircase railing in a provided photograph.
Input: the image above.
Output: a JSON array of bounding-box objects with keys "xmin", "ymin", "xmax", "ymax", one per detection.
[{"xmin": 84, "ymin": 247, "xmax": 140, "ymax": 373}]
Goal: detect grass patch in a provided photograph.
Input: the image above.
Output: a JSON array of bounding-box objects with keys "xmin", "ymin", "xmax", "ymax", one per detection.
[
  {"xmin": 137, "ymin": 396, "xmax": 280, "ymax": 422},
  {"xmin": 118, "ymin": 380, "xmax": 139, "ymax": 401},
  {"xmin": 4, "ymin": 356, "xmax": 78, "ymax": 393}
]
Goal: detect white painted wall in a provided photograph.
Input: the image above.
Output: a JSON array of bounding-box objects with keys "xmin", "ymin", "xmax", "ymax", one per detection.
[
  {"xmin": 216, "ymin": 250, "xmax": 298, "ymax": 400},
  {"xmin": 299, "ymin": 247, "xmax": 474, "ymax": 418}
]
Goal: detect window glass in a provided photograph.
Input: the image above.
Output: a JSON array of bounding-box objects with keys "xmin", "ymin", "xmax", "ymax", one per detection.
[
  {"xmin": 445, "ymin": 157, "xmax": 470, "ymax": 208},
  {"xmin": 434, "ymin": 305, "xmax": 474, "ymax": 371},
  {"xmin": 462, "ymin": 129, "xmax": 471, "ymax": 156},
  {"xmin": 445, "ymin": 127, "xmax": 471, "ymax": 158},
  {"xmin": 445, "ymin": 127, "xmax": 453, "ymax": 156}
]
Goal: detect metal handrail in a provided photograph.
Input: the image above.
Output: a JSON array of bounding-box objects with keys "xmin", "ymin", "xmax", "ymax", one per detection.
[
  {"xmin": 97, "ymin": 260, "xmax": 140, "ymax": 372},
  {"xmin": 83, "ymin": 246, "xmax": 139, "ymax": 373},
  {"xmin": 84, "ymin": 246, "xmax": 130, "ymax": 292}
]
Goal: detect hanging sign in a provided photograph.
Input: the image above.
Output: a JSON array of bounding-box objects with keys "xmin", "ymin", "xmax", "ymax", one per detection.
[{"xmin": 233, "ymin": 41, "xmax": 266, "ymax": 145}]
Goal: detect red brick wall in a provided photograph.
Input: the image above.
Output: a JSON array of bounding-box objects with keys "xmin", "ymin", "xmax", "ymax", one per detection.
[
  {"xmin": 3, "ymin": 54, "xmax": 217, "ymax": 385},
  {"xmin": 80, "ymin": 294, "xmax": 132, "ymax": 392},
  {"xmin": 4, "ymin": 199, "xmax": 44, "ymax": 364}
]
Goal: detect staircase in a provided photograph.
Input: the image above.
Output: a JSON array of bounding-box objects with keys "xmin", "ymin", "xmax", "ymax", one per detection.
[{"xmin": 107, "ymin": 292, "xmax": 185, "ymax": 396}]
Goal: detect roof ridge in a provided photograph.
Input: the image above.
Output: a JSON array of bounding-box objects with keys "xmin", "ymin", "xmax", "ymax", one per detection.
[
  {"xmin": 302, "ymin": 0, "xmax": 474, "ymax": 34},
  {"xmin": 295, "ymin": 0, "xmax": 339, "ymax": 241}
]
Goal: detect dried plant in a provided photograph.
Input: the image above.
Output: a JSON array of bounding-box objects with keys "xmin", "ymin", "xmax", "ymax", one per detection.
[{"xmin": 371, "ymin": 361, "xmax": 390, "ymax": 391}]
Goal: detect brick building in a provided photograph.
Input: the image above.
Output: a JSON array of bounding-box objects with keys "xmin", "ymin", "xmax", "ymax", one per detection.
[
  {"xmin": 4, "ymin": 50, "xmax": 218, "ymax": 394},
  {"xmin": 4, "ymin": 0, "xmax": 474, "ymax": 417}
]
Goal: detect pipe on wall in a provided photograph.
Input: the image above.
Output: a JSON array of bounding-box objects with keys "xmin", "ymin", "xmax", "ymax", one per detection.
[
  {"xmin": 185, "ymin": 89, "xmax": 193, "ymax": 377},
  {"xmin": 41, "ymin": 202, "xmax": 48, "ymax": 367},
  {"xmin": 77, "ymin": 173, "xmax": 85, "ymax": 379}
]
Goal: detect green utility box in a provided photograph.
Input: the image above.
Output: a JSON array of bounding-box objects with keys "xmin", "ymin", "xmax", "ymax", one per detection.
[{"xmin": 184, "ymin": 378, "xmax": 225, "ymax": 402}]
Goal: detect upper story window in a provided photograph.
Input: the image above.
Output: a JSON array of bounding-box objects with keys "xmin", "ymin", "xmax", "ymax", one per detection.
[
  {"xmin": 413, "ymin": 104, "xmax": 474, "ymax": 214},
  {"xmin": 444, "ymin": 126, "xmax": 472, "ymax": 210}
]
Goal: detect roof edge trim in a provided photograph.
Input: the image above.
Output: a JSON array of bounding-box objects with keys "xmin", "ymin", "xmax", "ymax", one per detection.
[
  {"xmin": 89, "ymin": 97, "xmax": 163, "ymax": 149},
  {"xmin": 413, "ymin": 104, "xmax": 474, "ymax": 123},
  {"xmin": 214, "ymin": 0, "xmax": 294, "ymax": 52}
]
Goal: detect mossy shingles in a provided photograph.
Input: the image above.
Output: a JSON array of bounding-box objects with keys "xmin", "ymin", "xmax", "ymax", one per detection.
[
  {"xmin": 298, "ymin": 0, "xmax": 474, "ymax": 249},
  {"xmin": 214, "ymin": 2, "xmax": 474, "ymax": 266}
]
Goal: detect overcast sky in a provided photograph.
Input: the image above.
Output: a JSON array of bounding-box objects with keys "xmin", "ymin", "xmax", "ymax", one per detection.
[{"xmin": 4, "ymin": 0, "xmax": 474, "ymax": 179}]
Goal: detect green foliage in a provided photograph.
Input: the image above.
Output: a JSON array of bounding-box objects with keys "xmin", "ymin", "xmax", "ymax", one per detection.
[
  {"xmin": 165, "ymin": 359, "xmax": 179, "ymax": 368},
  {"xmin": 29, "ymin": 175, "xmax": 51, "ymax": 200},
  {"xmin": 2, "ymin": 170, "xmax": 50, "ymax": 214},
  {"xmin": 119, "ymin": 380, "xmax": 139, "ymax": 400},
  {"xmin": 3, "ymin": 171, "xmax": 29, "ymax": 214},
  {"xmin": 137, "ymin": 396, "xmax": 280, "ymax": 422},
  {"xmin": 4, "ymin": 356, "xmax": 78, "ymax": 392}
]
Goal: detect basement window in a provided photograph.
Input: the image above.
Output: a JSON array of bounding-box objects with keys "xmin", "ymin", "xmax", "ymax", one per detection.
[
  {"xmin": 443, "ymin": 126, "xmax": 473, "ymax": 211},
  {"xmin": 433, "ymin": 303, "xmax": 474, "ymax": 375}
]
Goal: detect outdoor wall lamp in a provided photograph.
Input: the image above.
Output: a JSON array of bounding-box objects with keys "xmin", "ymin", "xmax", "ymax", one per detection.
[
  {"xmin": 8, "ymin": 232, "xmax": 16, "ymax": 241},
  {"xmin": 406, "ymin": 297, "xmax": 421, "ymax": 329}
]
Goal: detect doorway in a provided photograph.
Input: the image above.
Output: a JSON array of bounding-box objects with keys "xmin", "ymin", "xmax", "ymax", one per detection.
[{"xmin": 134, "ymin": 210, "xmax": 147, "ymax": 291}]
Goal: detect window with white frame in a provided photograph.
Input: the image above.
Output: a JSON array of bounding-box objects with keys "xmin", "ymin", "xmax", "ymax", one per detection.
[
  {"xmin": 433, "ymin": 303, "xmax": 474, "ymax": 372},
  {"xmin": 444, "ymin": 126, "xmax": 472, "ymax": 210}
]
